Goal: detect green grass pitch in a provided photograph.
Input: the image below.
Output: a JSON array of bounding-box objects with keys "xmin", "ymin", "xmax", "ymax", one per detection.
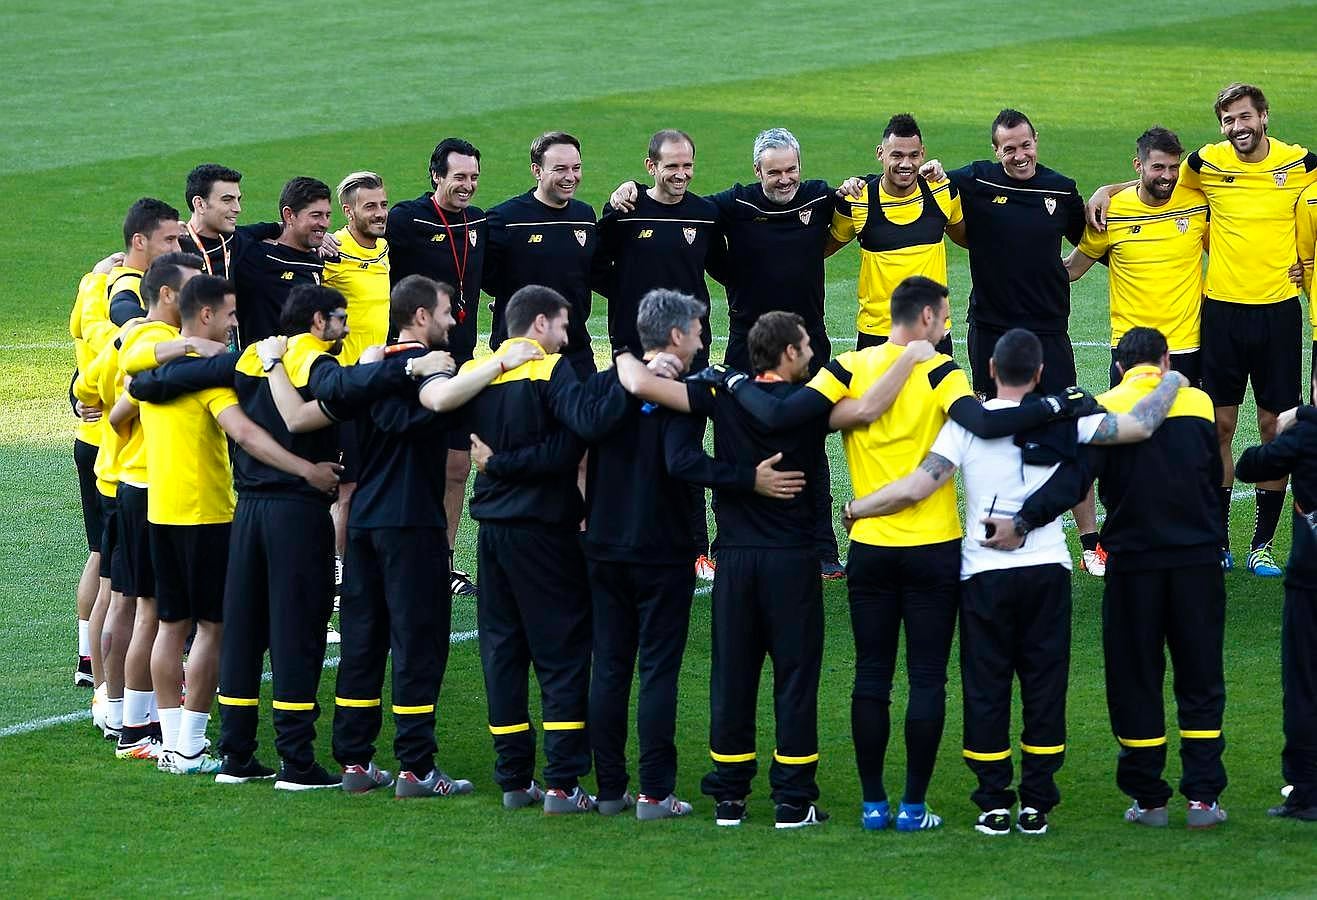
[{"xmin": 2, "ymin": 1, "xmax": 1317, "ymax": 895}]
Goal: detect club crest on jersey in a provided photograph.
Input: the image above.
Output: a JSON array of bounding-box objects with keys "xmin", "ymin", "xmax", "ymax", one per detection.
[
  {"xmin": 1274, "ymin": 170, "xmax": 1288, "ymax": 187},
  {"xmin": 469, "ymin": 230, "xmax": 478, "ymax": 247},
  {"xmin": 1175, "ymin": 217, "xmax": 1189, "ymax": 234},
  {"xmin": 682, "ymin": 227, "xmax": 697, "ymax": 245},
  {"xmin": 574, "ymin": 229, "xmax": 587, "ymax": 247},
  {"xmin": 798, "ymin": 209, "xmax": 812, "ymax": 225},
  {"xmin": 1044, "ymin": 197, "xmax": 1057, "ymax": 215}
]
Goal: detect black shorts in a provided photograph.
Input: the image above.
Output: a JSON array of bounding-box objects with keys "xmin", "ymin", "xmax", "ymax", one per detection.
[
  {"xmin": 967, "ymin": 322, "xmax": 1075, "ymax": 398},
  {"xmin": 1200, "ymin": 296, "xmax": 1301, "ymax": 412},
  {"xmin": 74, "ymin": 439, "xmax": 102, "ymax": 552},
  {"xmin": 337, "ymin": 419, "xmax": 360, "ymax": 485},
  {"xmin": 1109, "ymin": 349, "xmax": 1202, "ymax": 390},
  {"xmin": 856, "ymin": 332, "xmax": 954, "ymax": 357},
  {"xmin": 150, "ymin": 522, "xmax": 230, "ymax": 623},
  {"xmin": 98, "ymin": 495, "xmax": 119, "ymax": 579},
  {"xmin": 112, "ymin": 484, "xmax": 154, "ymax": 598}
]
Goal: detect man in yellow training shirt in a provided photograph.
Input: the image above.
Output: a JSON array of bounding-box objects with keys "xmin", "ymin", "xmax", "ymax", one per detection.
[
  {"xmin": 827, "ymin": 113, "xmax": 965, "ymax": 354},
  {"xmin": 1068, "ymin": 127, "xmax": 1209, "ymax": 387}
]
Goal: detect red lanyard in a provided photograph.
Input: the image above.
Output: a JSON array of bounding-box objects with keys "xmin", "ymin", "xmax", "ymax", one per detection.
[
  {"xmin": 755, "ymin": 371, "xmax": 786, "ymax": 383},
  {"xmin": 185, "ymin": 221, "xmax": 230, "ymax": 276},
  {"xmin": 430, "ymin": 195, "xmax": 469, "ymax": 322}
]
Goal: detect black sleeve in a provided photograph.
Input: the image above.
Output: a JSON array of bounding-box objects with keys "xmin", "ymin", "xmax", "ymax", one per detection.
[
  {"xmin": 546, "ymin": 369, "xmax": 629, "ymax": 442},
  {"xmin": 729, "ymin": 382, "xmax": 833, "ymax": 431},
  {"xmin": 481, "ymin": 208, "xmax": 506, "ymax": 300},
  {"xmin": 109, "ymin": 291, "xmax": 146, "ymax": 326},
  {"xmin": 307, "ymin": 356, "xmax": 411, "ymax": 418},
  {"xmin": 662, "ymin": 412, "xmax": 756, "ymax": 492},
  {"xmin": 1186, "ymin": 151, "xmax": 1204, "ymax": 173},
  {"xmin": 484, "ymin": 427, "xmax": 585, "ymax": 480},
  {"xmin": 592, "ymin": 206, "xmax": 619, "ymax": 298},
  {"xmin": 947, "ymin": 395, "xmax": 1052, "ymax": 439},
  {"xmin": 236, "ymin": 221, "xmax": 282, "ymax": 242},
  {"xmin": 1063, "ymin": 185, "xmax": 1086, "ymax": 247},
  {"xmin": 369, "ymin": 392, "xmax": 442, "ymax": 435},
  {"xmin": 1235, "ymin": 425, "xmax": 1311, "ymax": 484},
  {"xmin": 703, "ymin": 222, "xmax": 730, "ymax": 286},
  {"xmin": 126, "ymin": 352, "xmax": 240, "ymax": 402},
  {"xmin": 946, "ymin": 165, "xmax": 973, "ymax": 190},
  {"xmin": 1016, "ymin": 446, "xmax": 1102, "ymax": 529}
]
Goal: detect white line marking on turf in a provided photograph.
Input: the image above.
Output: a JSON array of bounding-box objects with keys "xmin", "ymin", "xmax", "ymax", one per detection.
[{"xmin": 0, "ymin": 629, "xmax": 482, "ymax": 739}]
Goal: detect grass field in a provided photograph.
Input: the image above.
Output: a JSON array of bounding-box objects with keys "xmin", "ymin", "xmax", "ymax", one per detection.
[{"xmin": 3, "ymin": 1, "xmax": 1317, "ymax": 895}]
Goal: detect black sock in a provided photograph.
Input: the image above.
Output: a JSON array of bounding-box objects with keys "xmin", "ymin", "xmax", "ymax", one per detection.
[
  {"xmin": 1252, "ymin": 488, "xmax": 1285, "ymax": 550},
  {"xmin": 852, "ymin": 697, "xmax": 890, "ymax": 803},
  {"xmin": 1219, "ymin": 486, "xmax": 1234, "ymax": 547},
  {"xmin": 902, "ymin": 715, "xmax": 945, "ymax": 805},
  {"xmin": 1080, "ymin": 531, "xmax": 1099, "ymax": 552}
]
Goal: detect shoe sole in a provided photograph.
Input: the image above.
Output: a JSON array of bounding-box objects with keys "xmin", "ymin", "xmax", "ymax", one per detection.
[
  {"xmin": 975, "ymin": 825, "xmax": 1010, "ymax": 836},
  {"xmin": 114, "ymin": 748, "xmax": 158, "ymax": 761},
  {"xmin": 774, "ymin": 819, "xmax": 824, "ymax": 829},
  {"xmin": 715, "ymin": 818, "xmax": 744, "ymax": 827},
  {"xmin": 637, "ymin": 805, "xmax": 690, "ymax": 820},
  {"xmin": 1016, "ymin": 824, "xmax": 1048, "ymax": 835},
  {"xmin": 215, "ymin": 773, "xmax": 276, "ymax": 784},
  {"xmin": 74, "ymin": 675, "xmax": 94, "ymax": 687},
  {"xmin": 274, "ymin": 781, "xmax": 342, "ymax": 791},
  {"xmin": 342, "ymin": 780, "xmax": 393, "ymax": 794}
]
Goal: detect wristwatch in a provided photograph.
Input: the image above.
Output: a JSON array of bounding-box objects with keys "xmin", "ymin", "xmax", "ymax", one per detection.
[
  {"xmin": 262, "ymin": 357, "xmax": 282, "ymax": 373},
  {"xmin": 405, "ymin": 357, "xmax": 417, "ymax": 379}
]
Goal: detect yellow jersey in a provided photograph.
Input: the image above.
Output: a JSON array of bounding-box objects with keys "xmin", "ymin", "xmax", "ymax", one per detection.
[
  {"xmin": 116, "ymin": 320, "xmax": 180, "ymax": 486},
  {"xmin": 322, "ymin": 227, "xmax": 390, "ymax": 364},
  {"xmin": 69, "ymin": 271, "xmax": 111, "ymax": 447},
  {"xmin": 808, "ymin": 344, "xmax": 972, "ymax": 547},
  {"xmin": 1297, "ymin": 182, "xmax": 1317, "ymax": 326},
  {"xmin": 1181, "ymin": 138, "xmax": 1317, "ymax": 304},
  {"xmin": 139, "ymin": 358, "xmax": 238, "ymax": 525},
  {"xmin": 831, "ymin": 176, "xmax": 962, "ymax": 337},
  {"xmin": 1077, "ymin": 183, "xmax": 1209, "ymax": 352},
  {"xmin": 72, "ymin": 335, "xmax": 124, "ymax": 497}
]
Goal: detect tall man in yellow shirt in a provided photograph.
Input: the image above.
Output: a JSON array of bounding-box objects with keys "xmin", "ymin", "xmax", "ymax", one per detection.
[
  {"xmin": 1068, "ymin": 127, "xmax": 1210, "ymax": 387},
  {"xmin": 133, "ymin": 275, "xmax": 342, "ymax": 775},
  {"xmin": 1090, "ymin": 84, "xmax": 1317, "ymax": 574},
  {"xmin": 826, "ymin": 114, "xmax": 965, "ymax": 354}
]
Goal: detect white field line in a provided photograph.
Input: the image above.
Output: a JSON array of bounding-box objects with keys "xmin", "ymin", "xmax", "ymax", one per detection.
[{"xmin": 0, "ymin": 488, "xmax": 1264, "ymax": 739}]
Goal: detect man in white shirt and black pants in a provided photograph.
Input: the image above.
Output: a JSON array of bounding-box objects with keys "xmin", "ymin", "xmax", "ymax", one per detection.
[{"xmin": 846, "ymin": 328, "xmax": 1185, "ymax": 836}]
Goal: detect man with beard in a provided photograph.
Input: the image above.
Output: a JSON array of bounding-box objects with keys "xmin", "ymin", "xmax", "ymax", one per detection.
[
  {"xmin": 827, "ymin": 114, "xmax": 965, "ymax": 353},
  {"xmin": 1087, "ymin": 83, "xmax": 1317, "ymax": 575},
  {"xmin": 387, "ymin": 138, "xmax": 487, "ymax": 598},
  {"xmin": 231, "ymin": 177, "xmax": 331, "ymax": 347},
  {"xmin": 1067, "ymin": 128, "xmax": 1209, "ymax": 387}
]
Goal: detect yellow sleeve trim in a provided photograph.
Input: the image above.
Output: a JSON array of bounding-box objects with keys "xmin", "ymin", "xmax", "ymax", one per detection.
[
  {"xmin": 772, "ymin": 751, "xmax": 819, "ymax": 765},
  {"xmin": 217, "ymin": 695, "xmax": 259, "ymax": 707},
  {"xmin": 1021, "ymin": 742, "xmax": 1066, "ymax": 755},
  {"xmin": 489, "ymin": 721, "xmax": 531, "ymax": 735},
  {"xmin": 1117, "ymin": 735, "xmax": 1167, "ymax": 748},
  {"xmin": 272, "ymin": 700, "xmax": 316, "ymax": 711},
  {"xmin": 392, "ymin": 703, "xmax": 435, "ymax": 715},
  {"xmin": 542, "ymin": 720, "xmax": 585, "ymax": 731},
  {"xmin": 1179, "ymin": 729, "xmax": 1221, "ymax": 739},
  {"xmin": 962, "ymin": 747, "xmax": 1012, "ymax": 762},
  {"xmin": 335, "ymin": 697, "xmax": 381, "ymax": 708},
  {"xmin": 710, "ymin": 749, "xmax": 756, "ymax": 763}
]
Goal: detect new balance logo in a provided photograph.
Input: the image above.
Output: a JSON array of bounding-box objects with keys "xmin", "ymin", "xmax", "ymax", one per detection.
[
  {"xmin": 431, "ymin": 234, "xmax": 447, "ymax": 242},
  {"xmin": 358, "ymin": 262, "xmax": 369, "ymax": 269},
  {"xmin": 528, "ymin": 234, "xmax": 543, "ymax": 243},
  {"xmin": 1223, "ymin": 176, "xmax": 1235, "ymax": 183},
  {"xmin": 1129, "ymin": 225, "xmax": 1141, "ymax": 234},
  {"xmin": 280, "ymin": 271, "xmax": 294, "ymax": 280},
  {"xmin": 637, "ymin": 229, "xmax": 654, "ymax": 239},
  {"xmin": 992, "ymin": 195, "xmax": 1007, "ymax": 204}
]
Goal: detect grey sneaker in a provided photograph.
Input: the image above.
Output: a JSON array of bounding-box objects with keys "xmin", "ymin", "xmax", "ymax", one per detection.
[
  {"xmin": 596, "ymin": 793, "xmax": 636, "ymax": 816},
  {"xmin": 1124, "ymin": 802, "xmax": 1169, "ymax": 827},
  {"xmin": 543, "ymin": 786, "xmax": 596, "ymax": 814},
  {"xmin": 1186, "ymin": 800, "xmax": 1226, "ymax": 829},
  {"xmin": 341, "ymin": 761, "xmax": 394, "ymax": 794},
  {"xmin": 395, "ymin": 768, "xmax": 473, "ymax": 798},
  {"xmin": 503, "ymin": 780, "xmax": 545, "ymax": 810},
  {"xmin": 636, "ymin": 793, "xmax": 693, "ymax": 820}
]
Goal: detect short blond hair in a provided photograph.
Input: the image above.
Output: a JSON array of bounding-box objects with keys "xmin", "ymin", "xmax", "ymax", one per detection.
[{"xmin": 336, "ymin": 170, "xmax": 384, "ymax": 206}]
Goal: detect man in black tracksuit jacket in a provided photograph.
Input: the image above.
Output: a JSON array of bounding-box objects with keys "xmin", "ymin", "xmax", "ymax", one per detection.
[{"xmin": 1236, "ymin": 405, "xmax": 1317, "ymax": 821}]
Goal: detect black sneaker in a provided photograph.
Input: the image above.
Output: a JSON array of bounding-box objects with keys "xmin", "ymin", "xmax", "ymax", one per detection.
[
  {"xmin": 75, "ymin": 655, "xmax": 93, "ymax": 687},
  {"xmin": 715, "ymin": 799, "xmax": 748, "ymax": 827},
  {"xmin": 774, "ymin": 802, "xmax": 829, "ymax": 829},
  {"xmin": 450, "ymin": 569, "xmax": 477, "ymax": 597},
  {"xmin": 1266, "ymin": 802, "xmax": 1317, "ymax": 821},
  {"xmin": 1016, "ymin": 805, "xmax": 1049, "ymax": 835},
  {"xmin": 216, "ymin": 754, "xmax": 277, "ymax": 784},
  {"xmin": 975, "ymin": 808, "xmax": 1011, "ymax": 836},
  {"xmin": 274, "ymin": 762, "xmax": 342, "ymax": 791}
]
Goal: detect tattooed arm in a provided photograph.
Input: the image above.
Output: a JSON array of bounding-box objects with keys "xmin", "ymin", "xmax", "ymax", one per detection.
[
  {"xmin": 1084, "ymin": 370, "xmax": 1187, "ymax": 445},
  {"xmin": 846, "ymin": 452, "xmax": 957, "ymax": 519}
]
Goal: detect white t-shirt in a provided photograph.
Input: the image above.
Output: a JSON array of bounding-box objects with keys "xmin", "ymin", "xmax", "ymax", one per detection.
[{"xmin": 929, "ymin": 398, "xmax": 1103, "ymax": 579}]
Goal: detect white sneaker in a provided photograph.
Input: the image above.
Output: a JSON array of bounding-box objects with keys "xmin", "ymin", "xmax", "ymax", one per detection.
[
  {"xmin": 325, "ymin": 626, "xmax": 341, "ymax": 645},
  {"xmin": 1081, "ymin": 547, "xmax": 1107, "ymax": 577}
]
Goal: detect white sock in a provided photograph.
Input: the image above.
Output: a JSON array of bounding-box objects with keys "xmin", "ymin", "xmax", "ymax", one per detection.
[
  {"xmin": 123, "ymin": 689, "xmax": 152, "ymax": 728},
  {"xmin": 78, "ymin": 620, "xmax": 91, "ymax": 656},
  {"xmin": 178, "ymin": 709, "xmax": 210, "ymax": 757},
  {"xmin": 158, "ymin": 707, "xmax": 182, "ymax": 752},
  {"xmin": 106, "ymin": 697, "xmax": 123, "ymax": 730},
  {"xmin": 148, "ymin": 691, "xmax": 159, "ymax": 723}
]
